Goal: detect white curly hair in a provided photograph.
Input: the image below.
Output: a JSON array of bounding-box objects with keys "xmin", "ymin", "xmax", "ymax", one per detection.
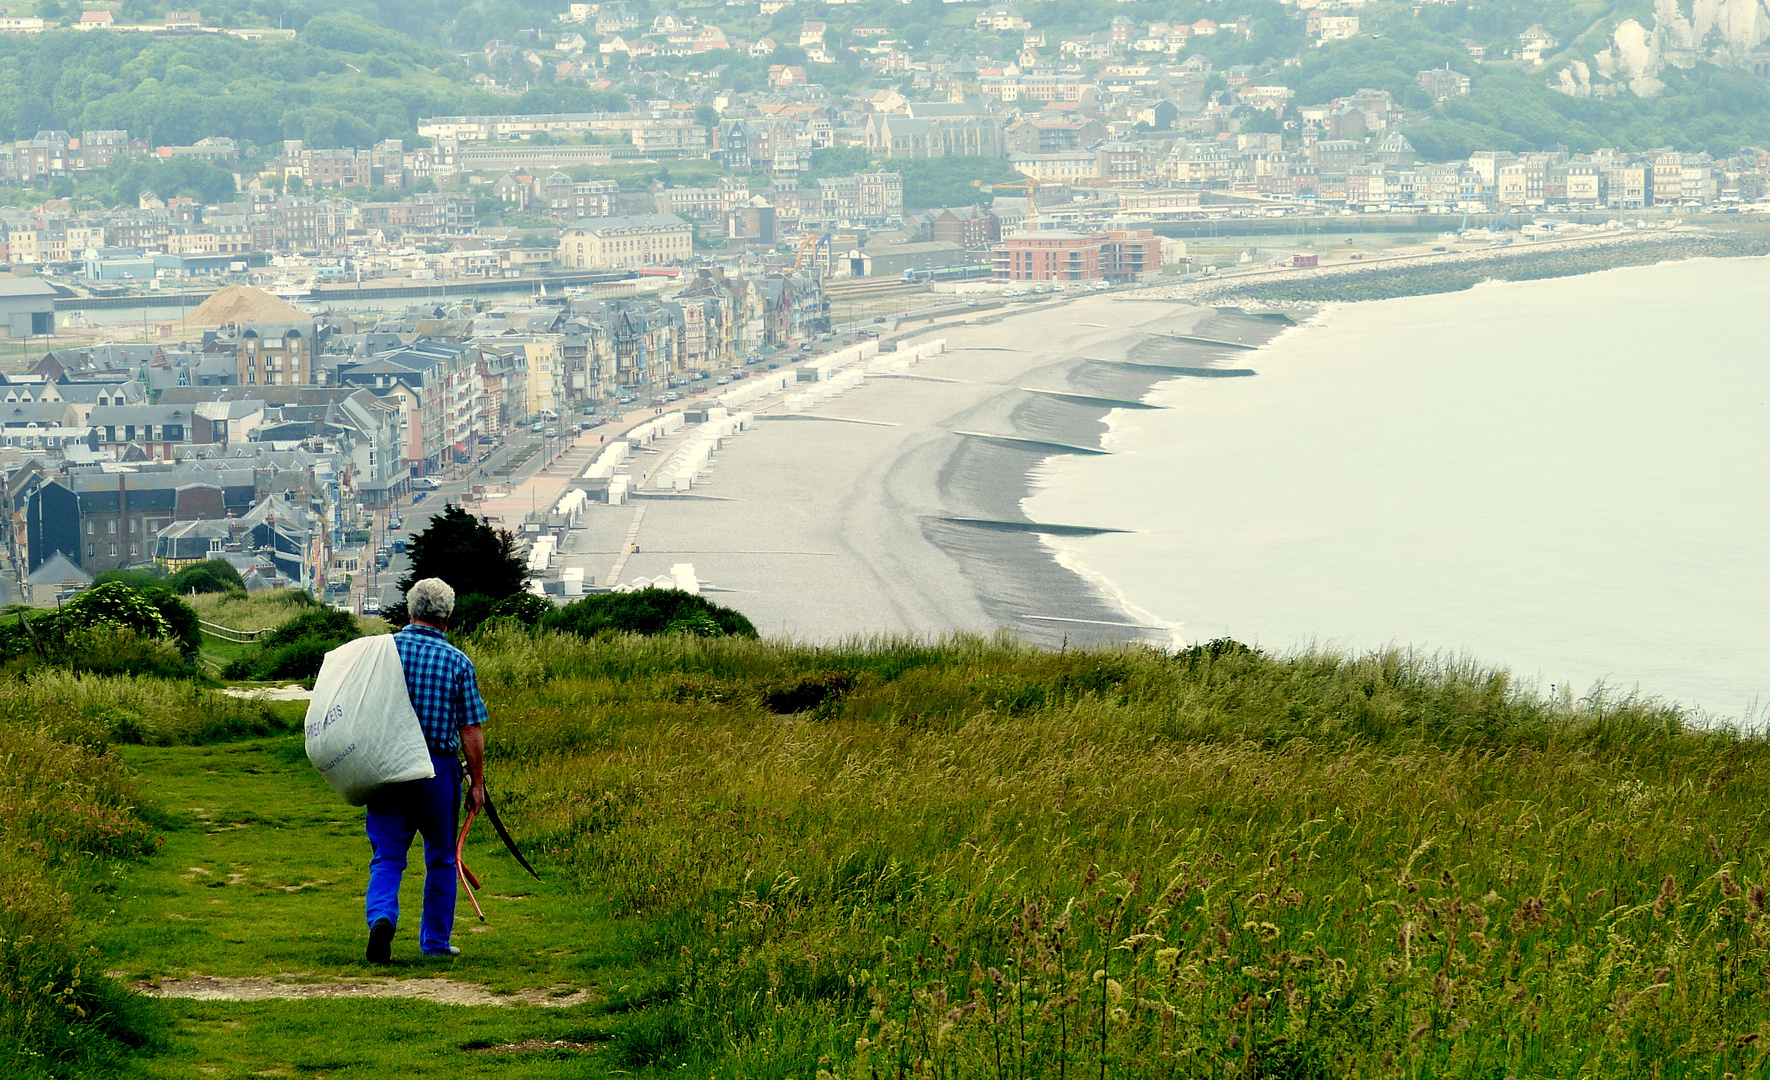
[{"xmin": 407, "ymin": 577, "xmax": 456, "ymax": 624}]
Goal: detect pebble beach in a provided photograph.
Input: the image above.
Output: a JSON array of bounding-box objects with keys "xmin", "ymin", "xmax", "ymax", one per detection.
[{"xmin": 522, "ymin": 293, "xmax": 1291, "ymax": 647}]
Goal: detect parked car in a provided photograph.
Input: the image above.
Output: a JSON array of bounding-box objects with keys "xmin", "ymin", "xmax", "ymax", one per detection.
[{"xmin": 715, "ymin": 375, "xmax": 731, "ymax": 386}]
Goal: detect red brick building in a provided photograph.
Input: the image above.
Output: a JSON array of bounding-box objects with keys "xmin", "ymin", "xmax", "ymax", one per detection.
[
  {"xmin": 993, "ymin": 228, "xmax": 1159, "ymax": 282},
  {"xmin": 1098, "ymin": 229, "xmax": 1161, "ymax": 278},
  {"xmin": 929, "ymin": 205, "xmax": 997, "ymax": 250},
  {"xmin": 993, "ymin": 231, "xmax": 1100, "ymax": 281}
]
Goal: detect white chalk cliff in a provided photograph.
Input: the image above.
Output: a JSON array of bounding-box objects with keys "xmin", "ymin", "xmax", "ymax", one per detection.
[{"xmin": 1580, "ymin": 0, "xmax": 1770, "ymax": 96}]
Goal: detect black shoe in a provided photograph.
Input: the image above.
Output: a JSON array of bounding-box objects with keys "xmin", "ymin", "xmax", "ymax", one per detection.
[{"xmin": 367, "ymin": 919, "xmax": 395, "ymax": 964}]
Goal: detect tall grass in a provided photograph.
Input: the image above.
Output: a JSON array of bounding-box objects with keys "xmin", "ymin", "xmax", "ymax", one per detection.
[
  {"xmin": 0, "ymin": 674, "xmax": 294, "ymax": 1077},
  {"xmin": 0, "ymin": 669, "xmax": 287, "ymax": 746},
  {"xmin": 0, "ymin": 724, "xmax": 161, "ymax": 1077},
  {"xmin": 190, "ymin": 588, "xmax": 387, "ymax": 641},
  {"xmin": 466, "ymin": 630, "xmax": 1770, "ymax": 1078},
  {"xmin": 188, "ymin": 588, "xmax": 318, "ymax": 633}
]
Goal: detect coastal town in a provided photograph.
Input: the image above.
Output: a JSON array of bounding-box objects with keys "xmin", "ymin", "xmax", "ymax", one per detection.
[
  {"xmin": 0, "ymin": 0, "xmax": 1766, "ymax": 618},
  {"xmin": 5, "ymin": 0, "xmax": 1770, "ymax": 1072}
]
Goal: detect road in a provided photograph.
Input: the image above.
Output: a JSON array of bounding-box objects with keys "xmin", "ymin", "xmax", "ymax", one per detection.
[
  {"xmin": 354, "ymin": 431, "xmax": 571, "ymax": 613},
  {"xmin": 353, "ymin": 414, "xmax": 630, "ymax": 613}
]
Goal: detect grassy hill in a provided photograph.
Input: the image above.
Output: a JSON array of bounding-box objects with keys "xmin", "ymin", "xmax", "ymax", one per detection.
[{"xmin": 6, "ymin": 614, "xmax": 1768, "ymax": 1078}]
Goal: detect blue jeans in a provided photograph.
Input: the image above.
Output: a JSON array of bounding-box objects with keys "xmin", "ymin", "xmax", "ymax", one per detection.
[{"xmin": 364, "ymin": 752, "xmax": 460, "ymax": 955}]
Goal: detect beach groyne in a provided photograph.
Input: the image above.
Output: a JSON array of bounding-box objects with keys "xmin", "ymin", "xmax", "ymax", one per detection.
[{"xmin": 908, "ymin": 307, "xmax": 1291, "ymax": 646}]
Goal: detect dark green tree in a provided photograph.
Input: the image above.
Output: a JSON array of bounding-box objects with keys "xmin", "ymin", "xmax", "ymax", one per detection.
[{"xmin": 389, "ymin": 504, "xmax": 527, "ymax": 626}]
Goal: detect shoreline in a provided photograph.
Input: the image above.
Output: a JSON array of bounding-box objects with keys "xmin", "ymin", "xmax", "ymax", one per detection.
[
  {"xmin": 559, "ymin": 295, "xmax": 1291, "ymax": 648},
  {"xmin": 1128, "ymin": 225, "xmax": 1770, "ymax": 307},
  {"xmin": 919, "ymin": 305, "xmax": 1295, "ymax": 647},
  {"xmin": 1028, "ymin": 255, "xmax": 1770, "ymax": 717},
  {"xmin": 556, "ymin": 242, "xmax": 1766, "ymax": 655}
]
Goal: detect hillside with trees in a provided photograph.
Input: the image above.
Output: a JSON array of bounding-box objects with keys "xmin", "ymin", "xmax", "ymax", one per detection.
[{"xmin": 0, "ymin": 28, "xmax": 623, "ymax": 150}]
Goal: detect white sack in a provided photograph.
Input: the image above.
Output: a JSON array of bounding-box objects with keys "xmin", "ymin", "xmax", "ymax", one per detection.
[{"xmin": 305, "ymin": 634, "xmax": 434, "ymax": 806}]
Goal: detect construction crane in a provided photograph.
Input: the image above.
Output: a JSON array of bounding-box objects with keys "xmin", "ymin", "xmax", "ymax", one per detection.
[
  {"xmin": 791, "ymin": 231, "xmax": 832, "ymax": 271},
  {"xmin": 974, "ymin": 178, "xmax": 1038, "ymax": 229}
]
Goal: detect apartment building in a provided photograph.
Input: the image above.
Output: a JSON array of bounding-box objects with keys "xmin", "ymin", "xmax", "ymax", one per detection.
[
  {"xmin": 238, "ymin": 322, "xmax": 326, "ymax": 388},
  {"xmin": 556, "ymin": 213, "xmax": 693, "ymax": 270},
  {"xmin": 993, "ymin": 231, "xmax": 1102, "ymax": 281},
  {"xmin": 336, "ymin": 341, "xmax": 484, "ymax": 475},
  {"xmin": 1008, "ymin": 151, "xmax": 1102, "ymax": 184},
  {"xmin": 542, "ymin": 175, "xmax": 622, "ymax": 222}
]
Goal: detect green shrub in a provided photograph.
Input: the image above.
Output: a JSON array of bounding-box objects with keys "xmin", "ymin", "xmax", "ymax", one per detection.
[
  {"xmin": 141, "ymin": 589, "xmax": 201, "ymax": 657},
  {"xmin": 491, "ymin": 591, "xmax": 553, "ymax": 627},
  {"xmin": 253, "ymin": 637, "xmax": 335, "ymax": 680},
  {"xmin": 257, "ymin": 606, "xmax": 358, "ymax": 650},
  {"xmin": 0, "ymin": 585, "xmax": 198, "ymax": 676},
  {"xmin": 55, "ymin": 626, "xmax": 201, "ymax": 681},
  {"xmin": 542, "ymin": 589, "xmax": 757, "ymax": 640},
  {"xmin": 90, "ymin": 567, "xmax": 166, "ymax": 591},
  {"xmin": 167, "ymin": 559, "xmax": 246, "ymax": 595},
  {"xmin": 224, "ymin": 606, "xmax": 362, "ymax": 681},
  {"xmin": 55, "ymin": 582, "xmax": 171, "ymax": 640}
]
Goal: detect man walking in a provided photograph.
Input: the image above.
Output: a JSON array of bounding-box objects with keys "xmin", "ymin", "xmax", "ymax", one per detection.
[{"xmin": 364, "ymin": 577, "xmax": 488, "ymax": 963}]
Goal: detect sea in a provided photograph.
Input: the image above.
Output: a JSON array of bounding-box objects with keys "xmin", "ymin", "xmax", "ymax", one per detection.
[{"xmin": 1025, "ymin": 256, "xmax": 1770, "ymax": 722}]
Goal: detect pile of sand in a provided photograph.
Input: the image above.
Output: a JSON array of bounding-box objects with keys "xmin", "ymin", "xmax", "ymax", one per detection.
[{"xmin": 186, "ymin": 285, "xmax": 309, "ymax": 327}]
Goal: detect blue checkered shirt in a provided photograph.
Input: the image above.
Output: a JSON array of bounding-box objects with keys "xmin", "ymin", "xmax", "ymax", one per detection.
[{"xmin": 393, "ymin": 624, "xmax": 488, "ymax": 755}]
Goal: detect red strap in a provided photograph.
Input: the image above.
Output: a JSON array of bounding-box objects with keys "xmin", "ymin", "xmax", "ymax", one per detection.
[{"xmin": 456, "ymin": 806, "xmax": 485, "ymax": 922}]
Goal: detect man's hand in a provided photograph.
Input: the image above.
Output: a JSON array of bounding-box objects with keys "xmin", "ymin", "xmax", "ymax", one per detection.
[{"xmin": 461, "ymin": 723, "xmax": 487, "ymax": 815}]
